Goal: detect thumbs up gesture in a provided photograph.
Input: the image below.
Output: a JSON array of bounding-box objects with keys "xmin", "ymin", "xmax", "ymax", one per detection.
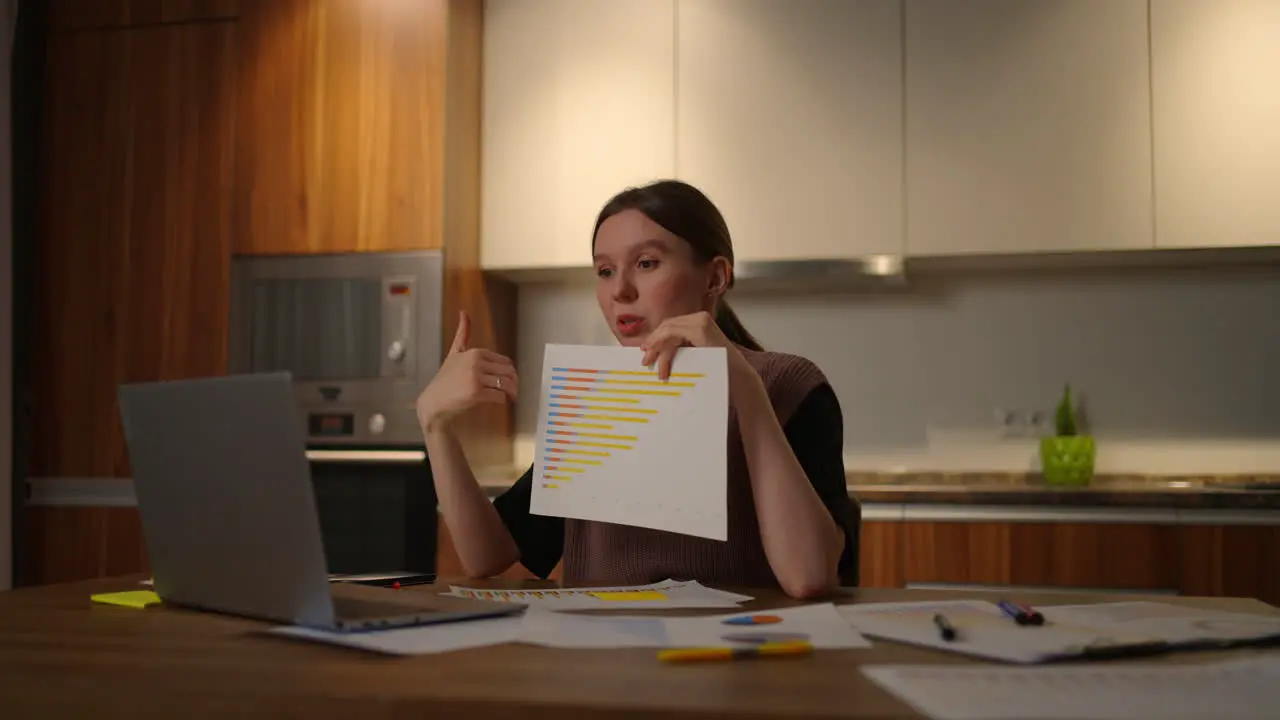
[{"xmin": 415, "ymin": 311, "xmax": 519, "ymax": 431}]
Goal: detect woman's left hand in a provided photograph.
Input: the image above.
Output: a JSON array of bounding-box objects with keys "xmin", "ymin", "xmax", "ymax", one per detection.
[{"xmin": 640, "ymin": 311, "xmax": 745, "ymax": 382}]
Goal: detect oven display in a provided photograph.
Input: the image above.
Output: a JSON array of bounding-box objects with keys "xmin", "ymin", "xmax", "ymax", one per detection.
[{"xmin": 309, "ymin": 412, "xmax": 355, "ymax": 436}]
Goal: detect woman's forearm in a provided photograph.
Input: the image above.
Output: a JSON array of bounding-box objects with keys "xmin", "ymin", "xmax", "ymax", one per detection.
[
  {"xmin": 732, "ymin": 369, "xmax": 843, "ymax": 599},
  {"xmin": 424, "ymin": 421, "xmax": 520, "ymax": 578}
]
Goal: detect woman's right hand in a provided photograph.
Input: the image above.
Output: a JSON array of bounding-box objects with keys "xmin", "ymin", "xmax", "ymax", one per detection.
[{"xmin": 416, "ymin": 311, "xmax": 518, "ymax": 431}]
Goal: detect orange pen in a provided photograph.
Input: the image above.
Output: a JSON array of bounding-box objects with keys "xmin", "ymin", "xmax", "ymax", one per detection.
[{"xmin": 657, "ymin": 641, "xmax": 814, "ymax": 664}]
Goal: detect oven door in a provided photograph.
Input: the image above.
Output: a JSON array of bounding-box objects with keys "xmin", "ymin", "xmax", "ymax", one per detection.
[{"xmin": 306, "ymin": 448, "xmax": 438, "ymax": 576}]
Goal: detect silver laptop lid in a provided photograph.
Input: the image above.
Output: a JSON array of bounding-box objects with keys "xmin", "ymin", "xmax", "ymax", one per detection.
[{"xmin": 118, "ymin": 372, "xmax": 336, "ymax": 628}]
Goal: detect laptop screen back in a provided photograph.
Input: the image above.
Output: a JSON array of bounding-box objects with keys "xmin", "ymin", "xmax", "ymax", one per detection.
[{"xmin": 118, "ymin": 372, "xmax": 336, "ymax": 627}]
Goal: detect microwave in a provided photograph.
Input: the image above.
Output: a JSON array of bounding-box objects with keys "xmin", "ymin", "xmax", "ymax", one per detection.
[{"xmin": 228, "ymin": 251, "xmax": 445, "ymax": 447}]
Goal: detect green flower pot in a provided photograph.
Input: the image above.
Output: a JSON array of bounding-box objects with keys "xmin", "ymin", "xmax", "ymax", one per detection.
[{"xmin": 1039, "ymin": 435, "xmax": 1096, "ymax": 487}]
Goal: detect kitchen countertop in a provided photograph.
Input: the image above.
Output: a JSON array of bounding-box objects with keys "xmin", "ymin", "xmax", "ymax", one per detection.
[
  {"xmin": 476, "ymin": 467, "xmax": 1280, "ymax": 511},
  {"xmin": 844, "ymin": 472, "xmax": 1280, "ymax": 510}
]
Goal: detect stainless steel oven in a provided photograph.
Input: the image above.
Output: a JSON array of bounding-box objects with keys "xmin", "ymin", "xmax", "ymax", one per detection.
[
  {"xmin": 308, "ymin": 449, "xmax": 438, "ymax": 576},
  {"xmin": 228, "ymin": 251, "xmax": 446, "ymax": 576},
  {"xmin": 228, "ymin": 251, "xmax": 444, "ymax": 447}
]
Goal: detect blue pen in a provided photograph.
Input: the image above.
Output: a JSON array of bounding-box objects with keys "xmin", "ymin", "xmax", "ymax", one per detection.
[{"xmin": 998, "ymin": 599, "xmax": 1045, "ymax": 626}]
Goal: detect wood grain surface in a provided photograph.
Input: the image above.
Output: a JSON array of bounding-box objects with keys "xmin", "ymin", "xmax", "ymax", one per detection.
[
  {"xmin": 233, "ymin": 0, "xmax": 449, "ymax": 255},
  {"xmin": 1, "ymin": 576, "xmax": 1276, "ymax": 718},
  {"xmin": 48, "ymin": 0, "xmax": 239, "ymax": 30},
  {"xmin": 25, "ymin": 0, "xmax": 518, "ymax": 586},
  {"xmin": 33, "ymin": 20, "xmax": 236, "ymax": 480}
]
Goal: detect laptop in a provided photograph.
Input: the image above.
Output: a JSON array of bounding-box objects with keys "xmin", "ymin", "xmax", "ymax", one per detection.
[{"xmin": 117, "ymin": 371, "xmax": 524, "ymax": 632}]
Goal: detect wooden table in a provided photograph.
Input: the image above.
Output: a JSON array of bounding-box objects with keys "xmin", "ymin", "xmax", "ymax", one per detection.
[{"xmin": 2, "ymin": 576, "xmax": 1277, "ymax": 718}]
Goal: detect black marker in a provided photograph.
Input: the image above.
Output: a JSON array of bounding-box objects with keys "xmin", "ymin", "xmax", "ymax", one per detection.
[{"xmin": 933, "ymin": 613, "xmax": 958, "ymax": 642}]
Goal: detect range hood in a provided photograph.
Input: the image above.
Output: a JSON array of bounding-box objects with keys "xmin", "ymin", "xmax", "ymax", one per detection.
[
  {"xmin": 733, "ymin": 255, "xmax": 906, "ymax": 290},
  {"xmin": 486, "ymin": 254, "xmax": 908, "ymax": 290}
]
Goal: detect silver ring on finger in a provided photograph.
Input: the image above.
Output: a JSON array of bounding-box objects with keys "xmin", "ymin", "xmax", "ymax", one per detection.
[{"xmin": 494, "ymin": 376, "xmax": 503, "ymax": 390}]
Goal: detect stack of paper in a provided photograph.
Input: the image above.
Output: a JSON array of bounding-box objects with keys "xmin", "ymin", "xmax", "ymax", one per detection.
[
  {"xmin": 839, "ymin": 599, "xmax": 1280, "ymax": 664},
  {"xmin": 840, "ymin": 599, "xmax": 1104, "ymax": 664},
  {"xmin": 270, "ymin": 614, "xmax": 524, "ymax": 656},
  {"xmin": 441, "ymin": 579, "xmax": 752, "ymax": 610},
  {"xmin": 862, "ymin": 655, "xmax": 1280, "ymax": 719},
  {"xmin": 267, "ymin": 599, "xmax": 871, "ymax": 656},
  {"xmin": 518, "ymin": 602, "xmax": 871, "ymax": 650},
  {"xmin": 1044, "ymin": 600, "xmax": 1280, "ymax": 647}
]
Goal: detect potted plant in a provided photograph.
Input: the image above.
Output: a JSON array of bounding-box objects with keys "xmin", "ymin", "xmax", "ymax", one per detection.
[{"xmin": 1039, "ymin": 383, "xmax": 1095, "ymax": 487}]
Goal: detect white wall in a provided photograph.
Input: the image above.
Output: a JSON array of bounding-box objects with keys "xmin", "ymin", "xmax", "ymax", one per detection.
[
  {"xmin": 1, "ymin": 0, "xmax": 16, "ymax": 591},
  {"xmin": 510, "ymin": 264, "xmax": 1280, "ymax": 475}
]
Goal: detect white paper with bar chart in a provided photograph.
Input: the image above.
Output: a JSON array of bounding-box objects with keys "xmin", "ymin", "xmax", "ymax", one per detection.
[{"xmin": 529, "ymin": 344, "xmax": 729, "ymax": 541}]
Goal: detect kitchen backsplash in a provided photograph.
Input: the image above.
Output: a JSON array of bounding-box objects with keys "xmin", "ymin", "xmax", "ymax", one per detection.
[{"xmin": 507, "ymin": 264, "xmax": 1280, "ymax": 475}]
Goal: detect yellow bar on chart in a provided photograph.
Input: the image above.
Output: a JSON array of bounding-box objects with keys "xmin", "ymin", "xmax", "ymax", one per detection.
[
  {"xmin": 590, "ymin": 590, "xmax": 668, "ymax": 601},
  {"xmin": 580, "ymin": 414, "xmax": 649, "ymax": 423},
  {"xmin": 658, "ymin": 642, "xmax": 814, "ymax": 664}
]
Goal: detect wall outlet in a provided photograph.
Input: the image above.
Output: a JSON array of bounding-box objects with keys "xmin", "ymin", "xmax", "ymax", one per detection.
[
  {"xmin": 994, "ymin": 408, "xmax": 1049, "ymax": 438},
  {"xmin": 993, "ymin": 408, "xmax": 1021, "ymax": 438}
]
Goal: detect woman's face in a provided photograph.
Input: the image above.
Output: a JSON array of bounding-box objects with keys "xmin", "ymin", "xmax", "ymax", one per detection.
[{"xmin": 592, "ymin": 209, "xmax": 722, "ymax": 347}]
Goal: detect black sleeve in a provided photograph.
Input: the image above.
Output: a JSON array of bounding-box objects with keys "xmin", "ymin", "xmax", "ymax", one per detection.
[
  {"xmin": 491, "ymin": 464, "xmax": 565, "ymax": 579},
  {"xmin": 782, "ymin": 383, "xmax": 862, "ymax": 586}
]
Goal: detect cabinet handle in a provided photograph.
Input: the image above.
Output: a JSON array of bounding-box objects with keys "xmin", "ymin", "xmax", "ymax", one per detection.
[{"xmin": 305, "ymin": 449, "xmax": 425, "ymax": 464}]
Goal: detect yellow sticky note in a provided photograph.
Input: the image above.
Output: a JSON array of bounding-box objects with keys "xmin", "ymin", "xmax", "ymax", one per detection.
[
  {"xmin": 91, "ymin": 590, "xmax": 162, "ymax": 609},
  {"xmin": 589, "ymin": 590, "xmax": 668, "ymax": 602}
]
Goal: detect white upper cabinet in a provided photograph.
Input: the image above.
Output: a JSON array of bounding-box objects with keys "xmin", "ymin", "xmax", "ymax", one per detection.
[
  {"xmin": 1151, "ymin": 0, "xmax": 1280, "ymax": 249},
  {"xmin": 676, "ymin": 0, "xmax": 904, "ymax": 261},
  {"xmin": 481, "ymin": 0, "xmax": 676, "ymax": 270},
  {"xmin": 904, "ymin": 0, "xmax": 1154, "ymax": 256}
]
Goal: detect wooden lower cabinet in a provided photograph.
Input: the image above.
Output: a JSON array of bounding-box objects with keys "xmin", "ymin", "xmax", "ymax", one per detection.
[
  {"xmin": 1176, "ymin": 525, "xmax": 1280, "ymax": 607},
  {"xmin": 19, "ymin": 509, "xmax": 1275, "ymax": 608},
  {"xmin": 859, "ymin": 521, "xmax": 904, "ymax": 589},
  {"xmin": 900, "ymin": 521, "xmax": 1182, "ymax": 592},
  {"xmin": 22, "ymin": 507, "xmax": 149, "ymax": 586},
  {"xmin": 859, "ymin": 520, "xmax": 1280, "ymax": 607}
]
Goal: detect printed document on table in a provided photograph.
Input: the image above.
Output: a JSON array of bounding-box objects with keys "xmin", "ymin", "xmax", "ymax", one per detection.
[
  {"xmin": 517, "ymin": 602, "xmax": 872, "ymax": 650},
  {"xmin": 267, "ymin": 614, "xmax": 523, "ymax": 656},
  {"xmin": 1039, "ymin": 601, "xmax": 1280, "ymax": 646},
  {"xmin": 838, "ymin": 599, "xmax": 1130, "ymax": 664},
  {"xmin": 441, "ymin": 579, "xmax": 751, "ymax": 611},
  {"xmin": 861, "ymin": 655, "xmax": 1280, "ymax": 720},
  {"xmin": 528, "ymin": 344, "xmax": 729, "ymax": 541},
  {"xmin": 840, "ymin": 599, "xmax": 1280, "ymax": 664}
]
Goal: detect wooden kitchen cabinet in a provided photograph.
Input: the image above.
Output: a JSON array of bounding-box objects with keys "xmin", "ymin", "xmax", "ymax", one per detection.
[
  {"xmin": 859, "ymin": 521, "xmax": 905, "ymax": 588},
  {"xmin": 34, "ymin": 22, "xmax": 237, "ymax": 480},
  {"xmin": 1176, "ymin": 525, "xmax": 1280, "ymax": 607},
  {"xmin": 233, "ymin": 0, "xmax": 459, "ymax": 255},
  {"xmin": 24, "ymin": 1, "xmax": 518, "ymax": 587},
  {"xmin": 48, "ymin": 0, "xmax": 239, "ymax": 29},
  {"xmin": 895, "ymin": 520, "xmax": 1280, "ymax": 606},
  {"xmin": 479, "ymin": 0, "xmax": 676, "ymax": 270},
  {"xmin": 904, "ymin": 0, "xmax": 1154, "ymax": 256},
  {"xmin": 900, "ymin": 521, "xmax": 1182, "ymax": 592},
  {"xmin": 1150, "ymin": 0, "xmax": 1280, "ymax": 249},
  {"xmin": 675, "ymin": 0, "xmax": 903, "ymax": 262},
  {"xmin": 28, "ymin": 22, "xmax": 237, "ymax": 585}
]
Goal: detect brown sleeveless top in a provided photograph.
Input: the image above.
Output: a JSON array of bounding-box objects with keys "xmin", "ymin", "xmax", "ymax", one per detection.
[{"xmin": 560, "ymin": 348, "xmax": 830, "ymax": 588}]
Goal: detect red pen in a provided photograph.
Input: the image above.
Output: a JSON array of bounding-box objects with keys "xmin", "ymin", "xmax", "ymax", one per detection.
[{"xmin": 1018, "ymin": 601, "xmax": 1044, "ymax": 625}]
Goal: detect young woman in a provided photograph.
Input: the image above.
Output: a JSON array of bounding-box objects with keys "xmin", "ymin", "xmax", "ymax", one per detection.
[{"xmin": 416, "ymin": 180, "xmax": 860, "ymax": 599}]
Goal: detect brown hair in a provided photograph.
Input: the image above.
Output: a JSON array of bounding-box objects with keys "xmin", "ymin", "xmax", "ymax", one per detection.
[{"xmin": 591, "ymin": 180, "xmax": 764, "ymax": 351}]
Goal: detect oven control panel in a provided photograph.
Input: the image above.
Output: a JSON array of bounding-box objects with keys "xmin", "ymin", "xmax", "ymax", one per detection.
[{"xmin": 307, "ymin": 410, "xmax": 407, "ymax": 442}]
